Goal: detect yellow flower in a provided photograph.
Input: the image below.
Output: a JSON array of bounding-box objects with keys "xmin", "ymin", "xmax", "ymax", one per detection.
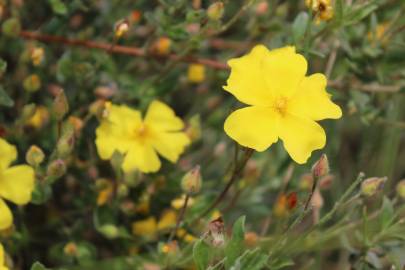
[
  {"xmin": 187, "ymin": 64, "xmax": 205, "ymax": 83},
  {"xmin": 0, "ymin": 243, "xmax": 9, "ymax": 270},
  {"xmin": 223, "ymin": 45, "xmax": 341, "ymax": 164},
  {"xmin": 157, "ymin": 210, "xmax": 177, "ymax": 231},
  {"xmin": 95, "ymin": 101, "xmax": 190, "ymax": 173},
  {"xmin": 132, "ymin": 217, "xmax": 157, "ymax": 238},
  {"xmin": 306, "ymin": 0, "xmax": 333, "ymax": 23},
  {"xmin": 27, "ymin": 106, "xmax": 50, "ymax": 129},
  {"xmin": 0, "ymin": 138, "xmax": 35, "ymax": 230},
  {"xmin": 171, "ymin": 194, "xmax": 194, "ymax": 210}
]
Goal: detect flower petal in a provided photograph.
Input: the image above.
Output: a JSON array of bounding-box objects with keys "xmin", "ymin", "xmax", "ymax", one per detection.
[
  {"xmin": 95, "ymin": 105, "xmax": 142, "ymax": 160},
  {"xmin": 289, "ymin": 73, "xmax": 342, "ymax": 120},
  {"xmin": 122, "ymin": 143, "xmax": 161, "ymax": 173},
  {"xmin": 0, "ymin": 138, "xmax": 17, "ymax": 171},
  {"xmin": 0, "ymin": 165, "xmax": 35, "ymax": 205},
  {"xmin": 0, "ymin": 243, "xmax": 4, "ymax": 267},
  {"xmin": 224, "ymin": 45, "xmax": 274, "ymax": 106},
  {"xmin": 0, "ymin": 199, "xmax": 12, "ymax": 230},
  {"xmin": 145, "ymin": 100, "xmax": 184, "ymax": 131},
  {"xmin": 279, "ymin": 114, "xmax": 326, "ymax": 164},
  {"xmin": 152, "ymin": 132, "xmax": 190, "ymax": 163},
  {"xmin": 262, "ymin": 46, "xmax": 307, "ymax": 98},
  {"xmin": 224, "ymin": 106, "xmax": 279, "ymax": 151}
]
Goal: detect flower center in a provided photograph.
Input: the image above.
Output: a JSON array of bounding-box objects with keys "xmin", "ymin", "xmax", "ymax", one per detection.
[
  {"xmin": 273, "ymin": 97, "xmax": 289, "ymax": 116},
  {"xmin": 134, "ymin": 123, "xmax": 151, "ymax": 142}
]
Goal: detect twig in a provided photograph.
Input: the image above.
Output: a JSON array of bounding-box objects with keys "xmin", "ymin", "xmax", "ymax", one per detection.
[
  {"xmin": 325, "ymin": 40, "xmax": 340, "ymax": 78},
  {"xmin": 168, "ymin": 194, "xmax": 190, "ymax": 242},
  {"xmin": 195, "ymin": 148, "xmax": 254, "ymax": 221},
  {"xmin": 19, "ymin": 31, "xmax": 229, "ymax": 70}
]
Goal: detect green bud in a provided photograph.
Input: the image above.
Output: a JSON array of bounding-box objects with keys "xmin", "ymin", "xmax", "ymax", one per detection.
[
  {"xmin": 56, "ymin": 125, "xmax": 75, "ymax": 158},
  {"xmin": 181, "ymin": 165, "xmax": 202, "ymax": 195},
  {"xmin": 47, "ymin": 159, "xmax": 66, "ymax": 180},
  {"xmin": 361, "ymin": 177, "xmax": 387, "ymax": 197},
  {"xmin": 396, "ymin": 180, "xmax": 405, "ymax": 200},
  {"xmin": 99, "ymin": 224, "xmax": 119, "ymax": 239},
  {"xmin": 52, "ymin": 89, "xmax": 69, "ymax": 121},
  {"xmin": 23, "ymin": 74, "xmax": 41, "ymax": 92},
  {"xmin": 207, "ymin": 2, "xmax": 224, "ymax": 20},
  {"xmin": 117, "ymin": 183, "xmax": 129, "ymax": 199},
  {"xmin": 20, "ymin": 103, "xmax": 36, "ymax": 122},
  {"xmin": 26, "ymin": 145, "xmax": 45, "ymax": 167},
  {"xmin": 311, "ymin": 154, "xmax": 329, "ymax": 179},
  {"xmin": 2, "ymin": 17, "xmax": 21, "ymax": 38}
]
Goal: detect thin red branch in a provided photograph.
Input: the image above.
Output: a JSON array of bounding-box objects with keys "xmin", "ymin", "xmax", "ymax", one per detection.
[{"xmin": 19, "ymin": 30, "xmax": 229, "ymax": 70}]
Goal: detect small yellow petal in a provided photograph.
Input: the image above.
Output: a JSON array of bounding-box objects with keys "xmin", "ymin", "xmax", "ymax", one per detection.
[
  {"xmin": 145, "ymin": 100, "xmax": 184, "ymax": 131},
  {"xmin": 122, "ymin": 144, "xmax": 161, "ymax": 173},
  {"xmin": 187, "ymin": 64, "xmax": 205, "ymax": 83},
  {"xmin": 224, "ymin": 45, "xmax": 274, "ymax": 106},
  {"xmin": 132, "ymin": 217, "xmax": 157, "ymax": 237},
  {"xmin": 224, "ymin": 106, "xmax": 279, "ymax": 151},
  {"xmin": 0, "ymin": 165, "xmax": 35, "ymax": 205},
  {"xmin": 0, "ymin": 139, "xmax": 17, "ymax": 171},
  {"xmin": 279, "ymin": 114, "xmax": 326, "ymax": 164},
  {"xmin": 152, "ymin": 132, "xmax": 190, "ymax": 163},
  {"xmin": 262, "ymin": 46, "xmax": 307, "ymax": 98},
  {"xmin": 289, "ymin": 73, "xmax": 342, "ymax": 120},
  {"xmin": 157, "ymin": 210, "xmax": 177, "ymax": 231},
  {"xmin": 0, "ymin": 199, "xmax": 12, "ymax": 230}
]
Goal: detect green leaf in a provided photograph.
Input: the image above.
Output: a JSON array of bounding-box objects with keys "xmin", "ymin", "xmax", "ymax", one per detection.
[
  {"xmin": 334, "ymin": 0, "xmax": 344, "ymax": 25},
  {"xmin": 380, "ymin": 196, "xmax": 395, "ymax": 230},
  {"xmin": 31, "ymin": 183, "xmax": 53, "ymax": 205},
  {"xmin": 0, "ymin": 86, "xmax": 14, "ymax": 107},
  {"xmin": 193, "ymin": 239, "xmax": 210, "ymax": 270},
  {"xmin": 292, "ymin": 12, "xmax": 309, "ymax": 44},
  {"xmin": 31, "ymin": 262, "xmax": 49, "ymax": 270},
  {"xmin": 49, "ymin": 0, "xmax": 68, "ymax": 15},
  {"xmin": 230, "ymin": 248, "xmax": 269, "ymax": 270},
  {"xmin": 344, "ymin": 3, "xmax": 378, "ymax": 26},
  {"xmin": 225, "ymin": 216, "xmax": 246, "ymax": 269},
  {"xmin": 0, "ymin": 58, "xmax": 6, "ymax": 75}
]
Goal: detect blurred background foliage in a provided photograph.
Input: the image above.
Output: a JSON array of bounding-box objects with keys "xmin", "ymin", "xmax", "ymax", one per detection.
[{"xmin": 0, "ymin": 0, "xmax": 405, "ymax": 269}]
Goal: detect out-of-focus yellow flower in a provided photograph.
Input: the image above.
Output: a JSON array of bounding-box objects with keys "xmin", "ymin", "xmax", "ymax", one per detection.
[
  {"xmin": 367, "ymin": 23, "xmax": 389, "ymax": 44},
  {"xmin": 95, "ymin": 101, "xmax": 190, "ymax": 173},
  {"xmin": 161, "ymin": 241, "xmax": 179, "ymax": 254},
  {"xmin": 305, "ymin": 0, "xmax": 333, "ymax": 23},
  {"xmin": 223, "ymin": 45, "xmax": 341, "ymax": 164},
  {"xmin": 31, "ymin": 47, "xmax": 44, "ymax": 66},
  {"xmin": 0, "ymin": 138, "xmax": 35, "ymax": 230},
  {"xmin": 68, "ymin": 116, "xmax": 84, "ymax": 135},
  {"xmin": 171, "ymin": 194, "xmax": 194, "ymax": 210},
  {"xmin": 27, "ymin": 106, "xmax": 50, "ymax": 129},
  {"xmin": 176, "ymin": 228, "xmax": 196, "ymax": 243},
  {"xmin": 135, "ymin": 194, "xmax": 150, "ymax": 214},
  {"xmin": 23, "ymin": 74, "xmax": 41, "ymax": 92},
  {"xmin": 153, "ymin": 37, "xmax": 172, "ymax": 55},
  {"xmin": 63, "ymin": 242, "xmax": 78, "ymax": 257},
  {"xmin": 96, "ymin": 179, "xmax": 114, "ymax": 206},
  {"xmin": 132, "ymin": 217, "xmax": 157, "ymax": 238},
  {"xmin": 157, "ymin": 210, "xmax": 177, "ymax": 231},
  {"xmin": 187, "ymin": 64, "xmax": 205, "ymax": 83},
  {"xmin": 114, "ymin": 20, "xmax": 129, "ymax": 38},
  {"xmin": 211, "ymin": 210, "xmax": 222, "ymax": 220},
  {"xmin": 0, "ymin": 243, "xmax": 9, "ymax": 270}
]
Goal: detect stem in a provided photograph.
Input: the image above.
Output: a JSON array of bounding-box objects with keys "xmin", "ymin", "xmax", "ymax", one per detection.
[
  {"xmin": 19, "ymin": 31, "xmax": 229, "ymax": 70},
  {"xmin": 168, "ymin": 194, "xmax": 190, "ymax": 242},
  {"xmin": 195, "ymin": 148, "xmax": 254, "ymax": 221},
  {"xmin": 304, "ymin": 175, "xmax": 319, "ymax": 210}
]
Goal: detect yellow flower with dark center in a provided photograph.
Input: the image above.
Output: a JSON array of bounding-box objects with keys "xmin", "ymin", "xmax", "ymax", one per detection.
[
  {"xmin": 0, "ymin": 138, "xmax": 35, "ymax": 230},
  {"xmin": 95, "ymin": 101, "xmax": 190, "ymax": 173},
  {"xmin": 0, "ymin": 243, "xmax": 9, "ymax": 270},
  {"xmin": 306, "ymin": 0, "xmax": 333, "ymax": 23},
  {"xmin": 223, "ymin": 45, "xmax": 342, "ymax": 164}
]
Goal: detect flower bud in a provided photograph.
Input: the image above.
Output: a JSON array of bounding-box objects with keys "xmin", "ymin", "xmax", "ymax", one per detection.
[
  {"xmin": 2, "ymin": 17, "xmax": 21, "ymax": 37},
  {"xmin": 187, "ymin": 64, "xmax": 205, "ymax": 83},
  {"xmin": 207, "ymin": 2, "xmax": 224, "ymax": 21},
  {"xmin": 31, "ymin": 47, "xmax": 45, "ymax": 66},
  {"xmin": 26, "ymin": 105, "xmax": 49, "ymax": 129},
  {"xmin": 20, "ymin": 103, "xmax": 37, "ymax": 122},
  {"xmin": 361, "ymin": 177, "xmax": 387, "ymax": 197},
  {"xmin": 117, "ymin": 183, "xmax": 129, "ymax": 199},
  {"xmin": 26, "ymin": 145, "xmax": 45, "ymax": 167},
  {"xmin": 114, "ymin": 20, "xmax": 129, "ymax": 38},
  {"xmin": 396, "ymin": 180, "xmax": 405, "ymax": 200},
  {"xmin": 52, "ymin": 89, "xmax": 69, "ymax": 121},
  {"xmin": 208, "ymin": 217, "xmax": 225, "ymax": 247},
  {"xmin": 245, "ymin": 232, "xmax": 258, "ymax": 247},
  {"xmin": 185, "ymin": 115, "xmax": 201, "ymax": 142},
  {"xmin": 56, "ymin": 125, "xmax": 75, "ymax": 158},
  {"xmin": 63, "ymin": 242, "xmax": 78, "ymax": 257},
  {"xmin": 311, "ymin": 154, "xmax": 329, "ymax": 179},
  {"xmin": 152, "ymin": 37, "xmax": 172, "ymax": 55},
  {"xmin": 47, "ymin": 159, "xmax": 66, "ymax": 180},
  {"xmin": 99, "ymin": 224, "xmax": 119, "ymax": 239},
  {"xmin": 23, "ymin": 74, "xmax": 41, "ymax": 92},
  {"xmin": 181, "ymin": 165, "xmax": 202, "ymax": 195}
]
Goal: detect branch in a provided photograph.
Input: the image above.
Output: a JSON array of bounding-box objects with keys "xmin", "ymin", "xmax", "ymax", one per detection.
[{"xmin": 19, "ymin": 31, "xmax": 229, "ymax": 70}]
